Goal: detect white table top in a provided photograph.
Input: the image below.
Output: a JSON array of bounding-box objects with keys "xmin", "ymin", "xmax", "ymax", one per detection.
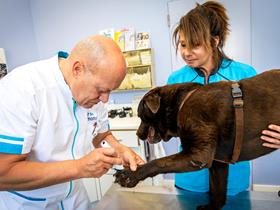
[{"xmin": 109, "ymin": 116, "xmax": 141, "ymax": 130}]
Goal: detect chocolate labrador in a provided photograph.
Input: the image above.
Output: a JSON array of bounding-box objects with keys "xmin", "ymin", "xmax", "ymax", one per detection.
[{"xmin": 114, "ymin": 69, "xmax": 280, "ymax": 210}]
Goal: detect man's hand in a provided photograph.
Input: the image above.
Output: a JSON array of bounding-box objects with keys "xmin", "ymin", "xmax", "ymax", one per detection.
[
  {"xmin": 261, "ymin": 124, "xmax": 280, "ymax": 149},
  {"xmin": 77, "ymin": 148, "xmax": 122, "ymax": 178},
  {"xmin": 116, "ymin": 145, "xmax": 145, "ymax": 171}
]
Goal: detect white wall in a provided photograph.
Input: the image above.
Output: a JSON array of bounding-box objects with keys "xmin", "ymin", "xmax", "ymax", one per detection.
[
  {"xmin": 251, "ymin": 0, "xmax": 280, "ymax": 185},
  {"xmin": 0, "ymin": 0, "xmax": 38, "ymax": 70},
  {"xmin": 29, "ymin": 0, "xmax": 172, "ymax": 103}
]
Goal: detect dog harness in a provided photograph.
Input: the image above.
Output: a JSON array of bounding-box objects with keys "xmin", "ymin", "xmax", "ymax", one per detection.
[
  {"xmin": 178, "ymin": 82, "xmax": 245, "ymax": 164},
  {"xmin": 231, "ymin": 82, "xmax": 244, "ymax": 163}
]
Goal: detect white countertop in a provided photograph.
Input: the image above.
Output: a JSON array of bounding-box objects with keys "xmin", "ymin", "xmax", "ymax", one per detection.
[{"xmin": 109, "ymin": 116, "xmax": 141, "ymax": 130}]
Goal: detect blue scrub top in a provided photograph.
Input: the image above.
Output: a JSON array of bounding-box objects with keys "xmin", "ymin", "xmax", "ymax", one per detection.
[{"xmin": 167, "ymin": 59, "xmax": 257, "ymax": 196}]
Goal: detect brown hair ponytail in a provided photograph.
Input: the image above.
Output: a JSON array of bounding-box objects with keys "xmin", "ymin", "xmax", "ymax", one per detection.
[{"xmin": 173, "ymin": 1, "xmax": 231, "ymax": 69}]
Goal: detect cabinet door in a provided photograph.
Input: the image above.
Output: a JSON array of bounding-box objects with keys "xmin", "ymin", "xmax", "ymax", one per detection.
[
  {"xmin": 99, "ymin": 174, "xmax": 115, "ymax": 196},
  {"xmin": 82, "ymin": 178, "xmax": 100, "ymax": 202}
]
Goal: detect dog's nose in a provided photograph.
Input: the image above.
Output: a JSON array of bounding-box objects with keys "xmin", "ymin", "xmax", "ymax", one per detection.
[
  {"xmin": 136, "ymin": 129, "xmax": 147, "ymax": 140},
  {"xmin": 136, "ymin": 122, "xmax": 149, "ymax": 139}
]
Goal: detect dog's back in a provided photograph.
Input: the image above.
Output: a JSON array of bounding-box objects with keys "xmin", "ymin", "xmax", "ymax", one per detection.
[
  {"xmin": 239, "ymin": 69, "xmax": 280, "ymax": 159},
  {"xmin": 178, "ymin": 69, "xmax": 280, "ymax": 161}
]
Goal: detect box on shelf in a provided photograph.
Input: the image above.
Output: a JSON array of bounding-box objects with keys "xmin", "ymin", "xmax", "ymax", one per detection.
[
  {"xmin": 135, "ymin": 32, "xmax": 150, "ymax": 50},
  {"xmin": 124, "ymin": 29, "xmax": 135, "ymax": 51},
  {"xmin": 129, "ymin": 66, "xmax": 152, "ymax": 89},
  {"xmin": 117, "ymin": 48, "xmax": 153, "ymax": 91},
  {"xmin": 114, "ymin": 30, "xmax": 125, "ymax": 52},
  {"xmin": 124, "ymin": 51, "xmax": 141, "ymax": 66},
  {"xmin": 139, "ymin": 49, "xmax": 152, "ymax": 65}
]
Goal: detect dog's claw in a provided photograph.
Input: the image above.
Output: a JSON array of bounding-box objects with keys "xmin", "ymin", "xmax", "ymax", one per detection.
[{"xmin": 114, "ymin": 169, "xmax": 140, "ymax": 188}]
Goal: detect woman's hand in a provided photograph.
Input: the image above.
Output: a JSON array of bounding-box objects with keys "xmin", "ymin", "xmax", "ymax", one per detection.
[{"xmin": 261, "ymin": 124, "xmax": 280, "ymax": 149}]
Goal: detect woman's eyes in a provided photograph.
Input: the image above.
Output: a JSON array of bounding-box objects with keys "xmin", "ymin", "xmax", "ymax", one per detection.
[{"xmin": 180, "ymin": 43, "xmax": 186, "ymax": 48}]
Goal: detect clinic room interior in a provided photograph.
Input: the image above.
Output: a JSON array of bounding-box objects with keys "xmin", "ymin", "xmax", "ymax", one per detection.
[{"xmin": 0, "ymin": 0, "xmax": 280, "ymax": 209}]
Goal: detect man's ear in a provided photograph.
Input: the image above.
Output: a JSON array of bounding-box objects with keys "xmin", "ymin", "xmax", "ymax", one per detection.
[
  {"xmin": 145, "ymin": 94, "xmax": 161, "ymax": 114},
  {"xmin": 72, "ymin": 61, "xmax": 83, "ymax": 78}
]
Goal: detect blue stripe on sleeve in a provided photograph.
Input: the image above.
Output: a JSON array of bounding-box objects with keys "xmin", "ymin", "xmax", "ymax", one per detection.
[
  {"xmin": 0, "ymin": 134, "xmax": 24, "ymax": 142},
  {"xmin": 8, "ymin": 191, "xmax": 46, "ymax": 201},
  {"xmin": 0, "ymin": 142, "xmax": 23, "ymax": 154}
]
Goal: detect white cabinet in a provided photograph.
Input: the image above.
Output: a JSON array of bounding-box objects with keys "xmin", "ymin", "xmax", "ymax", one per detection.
[
  {"xmin": 82, "ymin": 178, "xmax": 101, "ymax": 202},
  {"xmin": 99, "ymin": 173, "xmax": 115, "ymax": 197}
]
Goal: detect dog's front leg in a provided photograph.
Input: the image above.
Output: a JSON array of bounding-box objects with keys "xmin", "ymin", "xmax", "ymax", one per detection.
[
  {"xmin": 197, "ymin": 161, "xmax": 229, "ymax": 210},
  {"xmin": 114, "ymin": 151, "xmax": 211, "ymax": 187}
]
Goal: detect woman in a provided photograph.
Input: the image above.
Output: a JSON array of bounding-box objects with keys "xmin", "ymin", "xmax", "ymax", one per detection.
[{"xmin": 168, "ymin": 1, "xmax": 280, "ymax": 195}]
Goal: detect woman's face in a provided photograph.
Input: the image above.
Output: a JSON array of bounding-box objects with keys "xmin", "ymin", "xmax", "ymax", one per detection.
[{"xmin": 179, "ymin": 33, "xmax": 213, "ymax": 70}]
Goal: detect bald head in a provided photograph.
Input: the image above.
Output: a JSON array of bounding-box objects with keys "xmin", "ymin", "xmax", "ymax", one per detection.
[
  {"xmin": 69, "ymin": 35, "xmax": 126, "ymax": 74},
  {"xmin": 59, "ymin": 35, "xmax": 127, "ymax": 107}
]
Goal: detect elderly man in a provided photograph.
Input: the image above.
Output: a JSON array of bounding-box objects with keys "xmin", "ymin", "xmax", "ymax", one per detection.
[{"xmin": 0, "ymin": 35, "xmax": 144, "ymax": 210}]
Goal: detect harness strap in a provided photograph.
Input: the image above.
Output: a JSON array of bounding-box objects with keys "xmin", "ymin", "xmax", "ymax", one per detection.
[
  {"xmin": 178, "ymin": 89, "xmax": 198, "ymax": 112},
  {"xmin": 231, "ymin": 82, "xmax": 244, "ymax": 164}
]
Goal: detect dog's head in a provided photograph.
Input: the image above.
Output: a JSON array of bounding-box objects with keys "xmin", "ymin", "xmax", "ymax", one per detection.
[
  {"xmin": 137, "ymin": 86, "xmax": 177, "ymax": 144},
  {"xmin": 136, "ymin": 83, "xmax": 200, "ymax": 144},
  {"xmin": 136, "ymin": 87, "xmax": 170, "ymax": 144}
]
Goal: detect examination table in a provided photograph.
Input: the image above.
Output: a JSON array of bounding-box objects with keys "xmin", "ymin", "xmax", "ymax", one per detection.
[{"xmin": 93, "ymin": 183, "xmax": 280, "ymax": 210}]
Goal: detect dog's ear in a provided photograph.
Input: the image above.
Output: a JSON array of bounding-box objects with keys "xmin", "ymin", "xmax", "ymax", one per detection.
[{"xmin": 145, "ymin": 94, "xmax": 161, "ymax": 114}]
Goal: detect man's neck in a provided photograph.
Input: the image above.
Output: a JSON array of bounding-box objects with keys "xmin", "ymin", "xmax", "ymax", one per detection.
[{"xmin": 58, "ymin": 58, "xmax": 71, "ymax": 86}]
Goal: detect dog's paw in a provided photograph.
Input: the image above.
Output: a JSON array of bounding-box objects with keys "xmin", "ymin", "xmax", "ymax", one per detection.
[{"xmin": 114, "ymin": 169, "xmax": 140, "ymax": 188}]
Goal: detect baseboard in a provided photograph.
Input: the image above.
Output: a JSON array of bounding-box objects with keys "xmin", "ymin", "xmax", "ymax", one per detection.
[{"xmin": 252, "ymin": 184, "xmax": 280, "ymax": 192}]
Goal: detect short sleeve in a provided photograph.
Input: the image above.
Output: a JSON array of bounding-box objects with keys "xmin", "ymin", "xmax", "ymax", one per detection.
[
  {"xmin": 167, "ymin": 74, "xmax": 175, "ymax": 85},
  {"xmin": 245, "ymin": 66, "xmax": 257, "ymax": 78},
  {"xmin": 0, "ymin": 74, "xmax": 38, "ymax": 154},
  {"xmin": 87, "ymin": 102, "xmax": 109, "ymax": 138},
  {"xmin": 97, "ymin": 102, "xmax": 109, "ymax": 133}
]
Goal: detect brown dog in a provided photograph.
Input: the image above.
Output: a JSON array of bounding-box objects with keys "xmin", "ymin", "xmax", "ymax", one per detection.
[{"xmin": 114, "ymin": 69, "xmax": 280, "ymax": 210}]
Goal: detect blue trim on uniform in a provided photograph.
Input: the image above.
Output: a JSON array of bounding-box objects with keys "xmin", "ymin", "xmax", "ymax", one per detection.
[
  {"xmin": 71, "ymin": 99, "xmax": 79, "ymax": 160},
  {"xmin": 58, "ymin": 51, "xmax": 69, "ymax": 59},
  {"xmin": 60, "ymin": 201, "xmax": 65, "ymax": 210},
  {"xmin": 0, "ymin": 142, "xmax": 23, "ymax": 154},
  {"xmin": 0, "ymin": 134, "xmax": 24, "ymax": 142},
  {"xmin": 65, "ymin": 98, "xmax": 79, "ymax": 199},
  {"xmin": 8, "ymin": 191, "xmax": 46, "ymax": 201}
]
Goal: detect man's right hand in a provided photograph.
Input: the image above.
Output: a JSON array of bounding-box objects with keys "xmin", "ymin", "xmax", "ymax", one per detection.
[
  {"xmin": 77, "ymin": 148, "xmax": 122, "ymax": 178},
  {"xmin": 0, "ymin": 148, "xmax": 122, "ymax": 191}
]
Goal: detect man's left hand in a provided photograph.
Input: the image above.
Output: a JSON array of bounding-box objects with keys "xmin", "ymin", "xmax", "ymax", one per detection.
[
  {"xmin": 261, "ymin": 124, "xmax": 280, "ymax": 149},
  {"xmin": 116, "ymin": 145, "xmax": 145, "ymax": 171}
]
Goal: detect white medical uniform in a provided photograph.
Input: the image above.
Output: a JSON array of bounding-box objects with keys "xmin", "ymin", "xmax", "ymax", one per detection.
[{"xmin": 0, "ymin": 54, "xmax": 109, "ymax": 210}]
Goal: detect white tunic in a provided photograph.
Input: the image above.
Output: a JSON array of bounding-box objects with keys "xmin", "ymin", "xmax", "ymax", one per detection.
[{"xmin": 0, "ymin": 54, "xmax": 109, "ymax": 209}]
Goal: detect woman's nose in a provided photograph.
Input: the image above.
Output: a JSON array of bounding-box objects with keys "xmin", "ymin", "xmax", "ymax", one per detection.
[{"xmin": 181, "ymin": 48, "xmax": 191, "ymax": 58}]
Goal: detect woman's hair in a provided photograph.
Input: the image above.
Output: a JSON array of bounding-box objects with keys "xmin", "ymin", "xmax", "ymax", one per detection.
[{"xmin": 173, "ymin": 1, "xmax": 231, "ymax": 68}]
